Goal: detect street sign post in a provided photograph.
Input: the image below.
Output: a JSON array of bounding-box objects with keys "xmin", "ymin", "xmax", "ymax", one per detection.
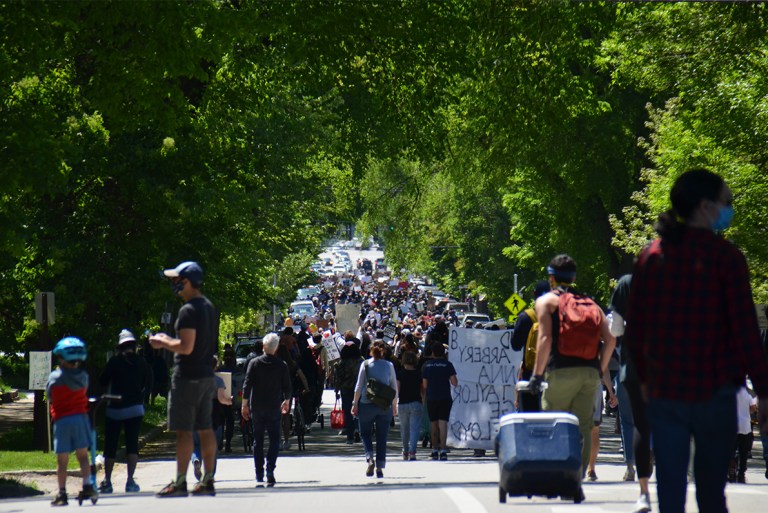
[
  {"xmin": 33, "ymin": 292, "xmax": 54, "ymax": 452},
  {"xmin": 504, "ymin": 293, "xmax": 527, "ymax": 325}
]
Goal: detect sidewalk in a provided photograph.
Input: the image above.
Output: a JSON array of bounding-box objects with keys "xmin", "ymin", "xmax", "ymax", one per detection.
[{"xmin": 0, "ymin": 390, "xmax": 34, "ymax": 435}]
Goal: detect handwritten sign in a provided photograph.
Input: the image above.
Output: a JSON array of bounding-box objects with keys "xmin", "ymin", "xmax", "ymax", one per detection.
[
  {"xmin": 382, "ymin": 322, "xmax": 397, "ymax": 342},
  {"xmin": 29, "ymin": 351, "xmax": 52, "ymax": 390},
  {"xmin": 447, "ymin": 328, "xmax": 522, "ymax": 450},
  {"xmin": 321, "ymin": 333, "xmax": 341, "ymax": 362}
]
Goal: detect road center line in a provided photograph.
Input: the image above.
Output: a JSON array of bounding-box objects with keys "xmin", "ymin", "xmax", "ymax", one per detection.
[{"xmin": 442, "ymin": 487, "xmax": 488, "ymax": 513}]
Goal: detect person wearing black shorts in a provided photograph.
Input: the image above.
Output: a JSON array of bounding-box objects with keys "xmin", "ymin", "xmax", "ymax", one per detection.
[{"xmin": 421, "ymin": 343, "xmax": 457, "ymax": 461}]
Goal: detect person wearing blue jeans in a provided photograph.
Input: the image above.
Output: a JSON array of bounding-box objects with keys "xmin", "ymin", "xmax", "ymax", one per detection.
[
  {"xmin": 649, "ymin": 387, "xmax": 737, "ymax": 513},
  {"xmin": 357, "ymin": 402, "xmax": 393, "ymax": 473},
  {"xmin": 192, "ymin": 424, "xmax": 222, "ymax": 480},
  {"xmin": 616, "ymin": 379, "xmax": 636, "ymax": 480},
  {"xmin": 396, "ymin": 351, "xmax": 423, "ymax": 460},
  {"xmin": 351, "ymin": 341, "xmax": 398, "ymax": 478}
]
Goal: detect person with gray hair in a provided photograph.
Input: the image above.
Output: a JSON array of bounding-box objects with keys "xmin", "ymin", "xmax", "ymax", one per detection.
[{"xmin": 241, "ymin": 332, "xmax": 291, "ymax": 486}]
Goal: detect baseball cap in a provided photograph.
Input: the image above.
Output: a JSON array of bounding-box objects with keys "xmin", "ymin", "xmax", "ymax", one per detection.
[
  {"xmin": 118, "ymin": 329, "xmax": 136, "ymax": 346},
  {"xmin": 163, "ymin": 261, "xmax": 203, "ymax": 285}
]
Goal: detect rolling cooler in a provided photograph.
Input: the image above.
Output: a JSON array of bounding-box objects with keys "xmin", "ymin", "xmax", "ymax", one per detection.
[{"xmin": 496, "ymin": 412, "xmax": 583, "ymax": 504}]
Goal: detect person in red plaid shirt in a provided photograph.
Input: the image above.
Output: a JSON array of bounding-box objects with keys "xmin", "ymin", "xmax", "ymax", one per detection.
[{"xmin": 626, "ymin": 168, "xmax": 768, "ymax": 513}]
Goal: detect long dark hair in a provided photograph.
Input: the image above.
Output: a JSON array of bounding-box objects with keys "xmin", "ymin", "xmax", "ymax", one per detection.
[{"xmin": 655, "ymin": 168, "xmax": 725, "ymax": 243}]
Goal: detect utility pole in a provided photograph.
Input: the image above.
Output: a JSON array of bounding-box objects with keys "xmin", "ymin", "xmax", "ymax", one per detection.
[{"xmin": 272, "ymin": 274, "xmax": 277, "ymax": 330}]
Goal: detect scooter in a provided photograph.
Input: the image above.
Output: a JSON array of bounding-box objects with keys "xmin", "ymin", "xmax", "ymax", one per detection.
[{"xmin": 78, "ymin": 393, "xmax": 121, "ymax": 506}]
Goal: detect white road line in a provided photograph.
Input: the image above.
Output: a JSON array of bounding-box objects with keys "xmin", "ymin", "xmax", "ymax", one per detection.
[
  {"xmin": 551, "ymin": 508, "xmax": 625, "ymax": 513},
  {"xmin": 442, "ymin": 487, "xmax": 488, "ymax": 513}
]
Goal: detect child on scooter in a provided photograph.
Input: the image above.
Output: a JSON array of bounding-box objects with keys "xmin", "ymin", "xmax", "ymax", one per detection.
[{"xmin": 47, "ymin": 337, "xmax": 97, "ymax": 506}]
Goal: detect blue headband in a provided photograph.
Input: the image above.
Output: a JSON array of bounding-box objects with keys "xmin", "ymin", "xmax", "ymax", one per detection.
[{"xmin": 547, "ymin": 266, "xmax": 576, "ymax": 283}]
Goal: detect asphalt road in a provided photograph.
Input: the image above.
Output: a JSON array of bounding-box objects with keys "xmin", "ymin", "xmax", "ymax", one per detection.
[{"xmin": 3, "ymin": 389, "xmax": 768, "ymax": 513}]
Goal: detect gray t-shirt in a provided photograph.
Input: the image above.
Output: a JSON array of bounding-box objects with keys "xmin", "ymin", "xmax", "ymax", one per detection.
[{"xmin": 354, "ymin": 358, "xmax": 398, "ymax": 405}]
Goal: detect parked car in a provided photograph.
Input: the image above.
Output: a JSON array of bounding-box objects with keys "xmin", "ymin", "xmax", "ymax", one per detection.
[
  {"xmin": 459, "ymin": 313, "xmax": 491, "ymax": 327},
  {"xmin": 296, "ymin": 286, "xmax": 320, "ymax": 300},
  {"xmin": 234, "ymin": 337, "xmax": 262, "ymax": 369},
  {"xmin": 289, "ymin": 300, "xmax": 317, "ymax": 319},
  {"xmin": 358, "ymin": 258, "xmax": 373, "ymax": 273},
  {"xmin": 436, "ymin": 297, "xmax": 458, "ymax": 312},
  {"xmin": 446, "ymin": 302, "xmax": 472, "ymax": 315}
]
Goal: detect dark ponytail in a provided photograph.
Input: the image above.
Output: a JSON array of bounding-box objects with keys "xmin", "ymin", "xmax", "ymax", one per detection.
[
  {"xmin": 654, "ymin": 168, "xmax": 725, "ymax": 243},
  {"xmin": 654, "ymin": 209, "xmax": 685, "ymax": 243}
]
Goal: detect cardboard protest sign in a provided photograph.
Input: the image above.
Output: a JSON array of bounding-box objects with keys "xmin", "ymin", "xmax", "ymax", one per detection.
[
  {"xmin": 382, "ymin": 322, "xmax": 397, "ymax": 342},
  {"xmin": 447, "ymin": 327, "xmax": 522, "ymax": 451},
  {"xmin": 321, "ymin": 332, "xmax": 341, "ymax": 361},
  {"xmin": 335, "ymin": 303, "xmax": 361, "ymax": 334},
  {"xmin": 29, "ymin": 351, "xmax": 52, "ymax": 390}
]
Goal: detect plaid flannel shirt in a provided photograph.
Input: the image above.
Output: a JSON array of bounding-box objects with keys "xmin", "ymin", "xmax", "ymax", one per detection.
[{"xmin": 625, "ymin": 228, "xmax": 768, "ymax": 401}]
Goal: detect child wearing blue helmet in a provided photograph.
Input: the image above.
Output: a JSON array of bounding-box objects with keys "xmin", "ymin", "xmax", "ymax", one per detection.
[{"xmin": 47, "ymin": 337, "xmax": 97, "ymax": 506}]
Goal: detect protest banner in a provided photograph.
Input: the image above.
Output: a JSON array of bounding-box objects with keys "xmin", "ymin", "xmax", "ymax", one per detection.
[{"xmin": 447, "ymin": 327, "xmax": 522, "ymax": 450}]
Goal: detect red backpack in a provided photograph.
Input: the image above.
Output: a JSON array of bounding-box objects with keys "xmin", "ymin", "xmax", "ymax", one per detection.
[{"xmin": 556, "ymin": 290, "xmax": 602, "ymax": 360}]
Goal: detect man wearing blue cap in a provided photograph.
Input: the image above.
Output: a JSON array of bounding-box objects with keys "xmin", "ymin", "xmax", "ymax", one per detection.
[{"xmin": 149, "ymin": 261, "xmax": 219, "ymax": 497}]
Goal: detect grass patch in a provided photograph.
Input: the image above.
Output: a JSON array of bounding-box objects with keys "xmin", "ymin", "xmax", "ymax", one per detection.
[
  {"xmin": 0, "ymin": 424, "xmax": 35, "ymax": 451},
  {"xmin": 0, "ymin": 398, "xmax": 167, "ymax": 473},
  {"xmin": 142, "ymin": 397, "xmax": 168, "ymax": 436},
  {"xmin": 0, "ymin": 451, "xmax": 81, "ymax": 473}
]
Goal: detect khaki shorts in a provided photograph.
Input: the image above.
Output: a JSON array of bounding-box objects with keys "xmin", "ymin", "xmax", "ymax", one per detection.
[{"xmin": 168, "ymin": 376, "xmax": 215, "ymax": 431}]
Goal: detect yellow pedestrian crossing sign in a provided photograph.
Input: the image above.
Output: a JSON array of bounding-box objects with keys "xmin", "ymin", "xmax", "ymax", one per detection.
[{"xmin": 504, "ymin": 293, "xmax": 527, "ymax": 324}]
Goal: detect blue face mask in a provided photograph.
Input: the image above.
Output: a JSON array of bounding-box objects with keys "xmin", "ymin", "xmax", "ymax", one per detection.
[{"xmin": 712, "ymin": 204, "xmax": 734, "ymax": 232}]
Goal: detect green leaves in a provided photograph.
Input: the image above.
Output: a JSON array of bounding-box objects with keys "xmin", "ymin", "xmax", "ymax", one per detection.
[{"xmin": 2, "ymin": 0, "xmax": 768, "ymax": 355}]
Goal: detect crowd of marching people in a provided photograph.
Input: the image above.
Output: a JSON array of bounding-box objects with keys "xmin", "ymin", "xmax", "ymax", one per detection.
[{"xmin": 42, "ymin": 170, "xmax": 768, "ymax": 513}]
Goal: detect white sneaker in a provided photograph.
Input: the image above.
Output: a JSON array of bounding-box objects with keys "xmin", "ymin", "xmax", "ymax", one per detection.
[{"xmin": 633, "ymin": 493, "xmax": 651, "ymax": 513}]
